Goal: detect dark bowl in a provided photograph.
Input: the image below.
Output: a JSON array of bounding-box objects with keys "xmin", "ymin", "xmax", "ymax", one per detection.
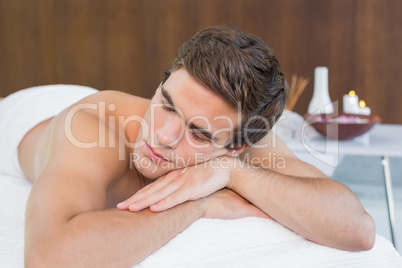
[{"xmin": 304, "ymin": 113, "xmax": 381, "ymax": 140}]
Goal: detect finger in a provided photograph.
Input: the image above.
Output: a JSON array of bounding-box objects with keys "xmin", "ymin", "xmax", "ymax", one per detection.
[
  {"xmin": 149, "ymin": 189, "xmax": 191, "ymax": 212},
  {"xmin": 128, "ymin": 181, "xmax": 182, "ymax": 211},
  {"xmin": 117, "ymin": 174, "xmax": 172, "ymax": 209},
  {"xmin": 135, "ymin": 174, "xmax": 172, "ymax": 195},
  {"xmin": 131, "ymin": 175, "xmax": 171, "ymax": 199},
  {"xmin": 117, "ymin": 184, "xmax": 165, "ymax": 210},
  {"xmin": 116, "ymin": 202, "xmax": 129, "ymax": 210}
]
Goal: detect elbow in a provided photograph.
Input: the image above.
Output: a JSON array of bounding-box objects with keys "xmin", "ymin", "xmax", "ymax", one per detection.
[
  {"xmin": 353, "ymin": 212, "xmax": 376, "ymax": 251},
  {"xmin": 25, "ymin": 246, "xmax": 46, "ymax": 268},
  {"xmin": 25, "ymin": 237, "xmax": 68, "ymax": 267}
]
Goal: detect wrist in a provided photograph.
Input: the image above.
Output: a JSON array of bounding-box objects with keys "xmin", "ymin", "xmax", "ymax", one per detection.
[
  {"xmin": 195, "ymin": 197, "xmax": 209, "ymax": 218},
  {"xmin": 225, "ymin": 156, "xmax": 263, "ymax": 190},
  {"xmin": 222, "ymin": 156, "xmax": 240, "ymax": 189}
]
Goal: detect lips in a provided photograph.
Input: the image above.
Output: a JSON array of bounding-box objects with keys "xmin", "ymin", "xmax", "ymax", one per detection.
[{"xmin": 145, "ymin": 143, "xmax": 168, "ymax": 162}]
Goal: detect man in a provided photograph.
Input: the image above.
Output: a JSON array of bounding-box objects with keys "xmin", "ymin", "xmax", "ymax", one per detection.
[{"xmin": 1, "ymin": 25, "xmax": 374, "ymax": 267}]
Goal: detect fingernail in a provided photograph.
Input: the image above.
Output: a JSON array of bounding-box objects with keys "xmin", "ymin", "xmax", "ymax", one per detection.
[
  {"xmin": 117, "ymin": 201, "xmax": 127, "ymax": 209},
  {"xmin": 150, "ymin": 204, "xmax": 159, "ymax": 211}
]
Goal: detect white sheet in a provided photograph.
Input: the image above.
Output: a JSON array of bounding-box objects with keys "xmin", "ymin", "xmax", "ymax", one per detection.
[{"xmin": 1, "ymin": 174, "xmax": 401, "ymax": 267}]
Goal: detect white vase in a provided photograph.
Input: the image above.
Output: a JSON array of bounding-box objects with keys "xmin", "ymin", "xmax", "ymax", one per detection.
[{"xmin": 308, "ymin": 67, "xmax": 334, "ymax": 114}]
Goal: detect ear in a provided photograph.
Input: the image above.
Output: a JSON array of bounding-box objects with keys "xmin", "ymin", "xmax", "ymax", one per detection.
[{"xmin": 226, "ymin": 144, "xmax": 249, "ymax": 157}]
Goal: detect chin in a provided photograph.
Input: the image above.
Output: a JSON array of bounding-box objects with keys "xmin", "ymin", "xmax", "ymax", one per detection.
[{"xmin": 132, "ymin": 145, "xmax": 177, "ymax": 179}]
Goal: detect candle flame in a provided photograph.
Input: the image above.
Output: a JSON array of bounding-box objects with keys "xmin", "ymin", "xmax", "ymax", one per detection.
[
  {"xmin": 359, "ymin": 100, "xmax": 366, "ymax": 108},
  {"xmin": 349, "ymin": 90, "xmax": 356, "ymax": 96}
]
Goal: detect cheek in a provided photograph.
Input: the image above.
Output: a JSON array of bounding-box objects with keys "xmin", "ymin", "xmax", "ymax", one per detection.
[
  {"xmin": 136, "ymin": 111, "xmax": 150, "ymax": 142},
  {"xmin": 179, "ymin": 142, "xmax": 228, "ymax": 165},
  {"xmin": 139, "ymin": 107, "xmax": 167, "ymax": 138},
  {"xmin": 151, "ymin": 106, "xmax": 175, "ymax": 130}
]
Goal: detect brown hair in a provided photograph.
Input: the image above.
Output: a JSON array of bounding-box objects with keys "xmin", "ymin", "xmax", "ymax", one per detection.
[{"xmin": 163, "ymin": 25, "xmax": 288, "ymax": 148}]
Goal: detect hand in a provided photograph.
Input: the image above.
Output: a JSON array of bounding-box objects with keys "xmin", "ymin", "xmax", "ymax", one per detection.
[
  {"xmin": 117, "ymin": 157, "xmax": 233, "ymax": 212},
  {"xmin": 203, "ymin": 189, "xmax": 272, "ymax": 220}
]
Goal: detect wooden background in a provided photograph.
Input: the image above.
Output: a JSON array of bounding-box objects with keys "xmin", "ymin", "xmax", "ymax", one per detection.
[{"xmin": 1, "ymin": 0, "xmax": 401, "ymax": 124}]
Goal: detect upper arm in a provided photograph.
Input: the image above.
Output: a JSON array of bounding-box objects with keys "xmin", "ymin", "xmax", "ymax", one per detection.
[
  {"xmin": 242, "ymin": 131, "xmax": 328, "ymax": 178},
  {"xmin": 25, "ymin": 108, "xmax": 128, "ymax": 248}
]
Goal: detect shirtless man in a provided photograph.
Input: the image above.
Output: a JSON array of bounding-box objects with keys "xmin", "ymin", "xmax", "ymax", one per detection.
[{"xmin": 1, "ymin": 25, "xmax": 374, "ymax": 267}]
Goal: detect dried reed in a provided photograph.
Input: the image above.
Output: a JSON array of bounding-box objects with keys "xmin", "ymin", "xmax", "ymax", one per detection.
[{"xmin": 286, "ymin": 74, "xmax": 309, "ymax": 111}]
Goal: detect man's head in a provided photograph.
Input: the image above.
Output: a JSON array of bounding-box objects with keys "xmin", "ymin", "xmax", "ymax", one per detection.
[
  {"xmin": 133, "ymin": 25, "xmax": 287, "ymax": 179},
  {"xmin": 162, "ymin": 25, "xmax": 288, "ymax": 149}
]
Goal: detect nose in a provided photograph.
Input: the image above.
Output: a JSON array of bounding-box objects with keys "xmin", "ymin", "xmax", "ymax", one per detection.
[{"xmin": 156, "ymin": 115, "xmax": 183, "ymax": 148}]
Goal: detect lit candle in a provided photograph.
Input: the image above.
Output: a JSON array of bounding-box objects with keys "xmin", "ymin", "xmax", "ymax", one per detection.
[
  {"xmin": 343, "ymin": 90, "xmax": 360, "ymax": 114},
  {"xmin": 359, "ymin": 100, "xmax": 371, "ymax": 115}
]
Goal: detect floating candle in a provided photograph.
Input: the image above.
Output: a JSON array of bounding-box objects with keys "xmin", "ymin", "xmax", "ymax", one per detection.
[
  {"xmin": 343, "ymin": 90, "xmax": 360, "ymax": 114},
  {"xmin": 359, "ymin": 100, "xmax": 371, "ymax": 115}
]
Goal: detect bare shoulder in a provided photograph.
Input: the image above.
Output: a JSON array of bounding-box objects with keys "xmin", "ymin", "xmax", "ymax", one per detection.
[
  {"xmin": 34, "ymin": 90, "xmax": 149, "ymax": 180},
  {"xmin": 241, "ymin": 131, "xmax": 327, "ymax": 178},
  {"xmin": 35, "ymin": 107, "xmax": 128, "ymax": 189},
  {"xmin": 29, "ymin": 90, "xmax": 149, "ymax": 205},
  {"xmin": 27, "ymin": 91, "xmax": 147, "ymax": 218},
  {"xmin": 80, "ymin": 90, "xmax": 150, "ymax": 116}
]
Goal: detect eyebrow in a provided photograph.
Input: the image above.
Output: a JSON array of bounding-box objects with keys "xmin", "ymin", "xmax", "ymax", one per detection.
[
  {"xmin": 161, "ymin": 86, "xmax": 217, "ymax": 142},
  {"xmin": 161, "ymin": 86, "xmax": 175, "ymax": 107}
]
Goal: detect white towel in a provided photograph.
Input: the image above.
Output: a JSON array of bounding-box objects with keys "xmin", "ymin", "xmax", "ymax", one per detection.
[
  {"xmin": 1, "ymin": 174, "xmax": 401, "ymax": 268},
  {"xmin": 0, "ymin": 84, "xmax": 98, "ymax": 178},
  {"xmin": 0, "ymin": 176, "xmax": 32, "ymax": 267},
  {"xmin": 137, "ymin": 218, "xmax": 402, "ymax": 267}
]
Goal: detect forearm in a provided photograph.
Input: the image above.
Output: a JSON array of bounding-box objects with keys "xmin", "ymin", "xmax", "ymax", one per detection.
[
  {"xmin": 25, "ymin": 199, "xmax": 207, "ymax": 267},
  {"xmin": 228, "ymin": 165, "xmax": 375, "ymax": 251}
]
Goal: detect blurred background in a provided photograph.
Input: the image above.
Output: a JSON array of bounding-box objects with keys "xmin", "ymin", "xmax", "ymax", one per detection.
[{"xmin": 0, "ymin": 0, "xmax": 401, "ymax": 124}]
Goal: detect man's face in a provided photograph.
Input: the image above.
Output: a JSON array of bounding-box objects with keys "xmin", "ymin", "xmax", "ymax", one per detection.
[{"xmin": 133, "ymin": 68, "xmax": 242, "ymax": 179}]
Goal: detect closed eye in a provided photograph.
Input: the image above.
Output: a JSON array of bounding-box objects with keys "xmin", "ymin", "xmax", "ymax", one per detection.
[
  {"xmin": 161, "ymin": 99, "xmax": 176, "ymax": 113},
  {"xmin": 190, "ymin": 129, "xmax": 210, "ymax": 142}
]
